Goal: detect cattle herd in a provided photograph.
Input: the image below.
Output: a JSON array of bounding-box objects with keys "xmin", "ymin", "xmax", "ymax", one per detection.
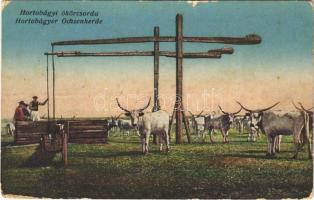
[
  {"xmin": 109, "ymin": 98, "xmax": 313, "ymax": 159},
  {"xmin": 5, "ymin": 99, "xmax": 313, "ymax": 159}
]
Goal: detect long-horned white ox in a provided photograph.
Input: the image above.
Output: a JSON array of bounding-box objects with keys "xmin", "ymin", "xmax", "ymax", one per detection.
[
  {"xmin": 237, "ymin": 101, "xmax": 312, "ymax": 159},
  {"xmin": 204, "ymin": 106, "xmax": 242, "ymax": 143},
  {"xmin": 116, "ymin": 97, "xmax": 170, "ymax": 154}
]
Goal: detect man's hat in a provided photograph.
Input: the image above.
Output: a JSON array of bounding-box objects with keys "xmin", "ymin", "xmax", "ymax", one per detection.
[
  {"xmin": 19, "ymin": 101, "xmax": 26, "ymax": 105},
  {"xmin": 32, "ymin": 96, "xmax": 38, "ymax": 99}
]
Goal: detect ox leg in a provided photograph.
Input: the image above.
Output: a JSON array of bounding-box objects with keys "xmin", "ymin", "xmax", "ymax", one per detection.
[
  {"xmin": 158, "ymin": 135, "xmax": 163, "ymax": 152},
  {"xmin": 240, "ymin": 123, "xmax": 244, "ymax": 134},
  {"xmin": 270, "ymin": 136, "xmax": 277, "ymax": 155},
  {"xmin": 144, "ymin": 131, "xmax": 150, "ymax": 155},
  {"xmin": 275, "ymin": 135, "xmax": 282, "ymax": 153},
  {"xmin": 209, "ymin": 129, "xmax": 215, "ymax": 143},
  {"xmin": 225, "ymin": 130, "xmax": 230, "ymax": 143},
  {"xmin": 266, "ymin": 135, "xmax": 274, "ymax": 156},
  {"xmin": 292, "ymin": 133, "xmax": 302, "ymax": 159},
  {"xmin": 159, "ymin": 143, "xmax": 163, "ymax": 152},
  {"xmin": 256, "ymin": 130, "xmax": 260, "ymax": 140},
  {"xmin": 248, "ymin": 128, "xmax": 253, "ymax": 142},
  {"xmin": 303, "ymin": 117, "xmax": 313, "ymax": 159},
  {"xmin": 141, "ymin": 136, "xmax": 146, "ymax": 154},
  {"xmin": 299, "ymin": 133, "xmax": 306, "ymax": 151},
  {"xmin": 201, "ymin": 131, "xmax": 206, "ymax": 143},
  {"xmin": 165, "ymin": 130, "xmax": 170, "ymax": 153},
  {"xmin": 221, "ymin": 129, "xmax": 227, "ymax": 143}
]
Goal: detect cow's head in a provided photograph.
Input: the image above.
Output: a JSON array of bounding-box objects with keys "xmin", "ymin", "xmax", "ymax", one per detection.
[
  {"xmin": 236, "ymin": 101, "xmax": 280, "ymax": 129},
  {"xmin": 116, "ymin": 97, "xmax": 151, "ymax": 127},
  {"xmin": 218, "ymin": 105, "xmax": 242, "ymax": 124},
  {"xmin": 110, "ymin": 113, "xmax": 122, "ymax": 127}
]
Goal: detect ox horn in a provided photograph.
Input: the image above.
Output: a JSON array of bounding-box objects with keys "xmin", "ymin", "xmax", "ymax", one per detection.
[
  {"xmin": 292, "ymin": 101, "xmax": 302, "ymax": 111},
  {"xmin": 236, "ymin": 101, "xmax": 254, "ymax": 112},
  {"xmin": 257, "ymin": 102, "xmax": 280, "ymax": 112},
  {"xmin": 218, "ymin": 105, "xmax": 229, "ymax": 115},
  {"xmin": 236, "ymin": 101, "xmax": 279, "ymax": 113},
  {"xmin": 116, "ymin": 98, "xmax": 130, "ymax": 113},
  {"xmin": 116, "ymin": 113, "xmax": 123, "ymax": 118},
  {"xmin": 138, "ymin": 97, "xmax": 151, "ymax": 112},
  {"xmin": 188, "ymin": 111, "xmax": 194, "ymax": 117},
  {"xmin": 232, "ymin": 107, "xmax": 242, "ymax": 115},
  {"xmin": 196, "ymin": 111, "xmax": 204, "ymax": 118},
  {"xmin": 298, "ymin": 102, "xmax": 314, "ymax": 113}
]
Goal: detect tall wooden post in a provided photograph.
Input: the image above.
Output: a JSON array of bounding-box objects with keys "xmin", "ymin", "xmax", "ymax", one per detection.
[
  {"xmin": 62, "ymin": 122, "xmax": 69, "ymax": 166},
  {"xmin": 175, "ymin": 14, "xmax": 183, "ymax": 144},
  {"xmin": 153, "ymin": 26, "xmax": 160, "ymax": 112},
  {"xmin": 152, "ymin": 26, "xmax": 160, "ymax": 144}
]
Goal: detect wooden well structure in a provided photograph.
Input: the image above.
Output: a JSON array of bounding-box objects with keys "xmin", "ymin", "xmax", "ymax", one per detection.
[{"xmin": 45, "ymin": 14, "xmax": 262, "ymax": 144}]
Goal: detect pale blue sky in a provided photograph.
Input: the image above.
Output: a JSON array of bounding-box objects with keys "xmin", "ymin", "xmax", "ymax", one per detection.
[{"xmin": 3, "ymin": 1, "xmax": 313, "ymax": 72}]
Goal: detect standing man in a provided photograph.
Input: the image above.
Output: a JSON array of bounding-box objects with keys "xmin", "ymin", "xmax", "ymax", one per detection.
[
  {"xmin": 13, "ymin": 101, "xmax": 27, "ymax": 122},
  {"xmin": 29, "ymin": 96, "xmax": 48, "ymax": 121}
]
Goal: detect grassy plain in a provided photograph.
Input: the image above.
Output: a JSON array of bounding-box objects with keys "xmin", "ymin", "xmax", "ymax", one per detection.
[{"xmin": 1, "ymin": 124, "xmax": 313, "ymax": 199}]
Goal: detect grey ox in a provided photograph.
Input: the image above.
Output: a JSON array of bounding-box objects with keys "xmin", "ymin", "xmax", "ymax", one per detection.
[
  {"xmin": 189, "ymin": 111, "xmax": 205, "ymax": 136},
  {"xmin": 116, "ymin": 97, "xmax": 170, "ymax": 154},
  {"xmin": 118, "ymin": 119, "xmax": 135, "ymax": 136},
  {"xmin": 204, "ymin": 106, "xmax": 242, "ymax": 143},
  {"xmin": 237, "ymin": 101, "xmax": 312, "ymax": 159}
]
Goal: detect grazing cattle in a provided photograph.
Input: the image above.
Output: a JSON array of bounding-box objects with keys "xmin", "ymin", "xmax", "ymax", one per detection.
[
  {"xmin": 233, "ymin": 114, "xmax": 251, "ymax": 134},
  {"xmin": 116, "ymin": 97, "xmax": 170, "ymax": 154},
  {"xmin": 108, "ymin": 114, "xmax": 123, "ymax": 133},
  {"xmin": 204, "ymin": 106, "xmax": 242, "ymax": 143},
  {"xmin": 189, "ymin": 111, "xmax": 205, "ymax": 136},
  {"xmin": 118, "ymin": 119, "xmax": 135, "ymax": 136},
  {"xmin": 6, "ymin": 122, "xmax": 15, "ymax": 136},
  {"xmin": 234, "ymin": 113, "xmax": 262, "ymax": 142},
  {"xmin": 237, "ymin": 101, "xmax": 312, "ymax": 159},
  {"xmin": 293, "ymin": 102, "xmax": 313, "ymax": 146}
]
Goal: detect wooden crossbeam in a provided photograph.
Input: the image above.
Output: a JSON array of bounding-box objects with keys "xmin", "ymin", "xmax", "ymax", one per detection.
[
  {"xmin": 44, "ymin": 50, "xmax": 226, "ymax": 58},
  {"xmin": 51, "ymin": 34, "xmax": 261, "ymax": 46}
]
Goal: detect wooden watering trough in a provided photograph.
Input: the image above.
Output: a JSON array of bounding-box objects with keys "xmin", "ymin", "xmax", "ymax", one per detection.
[{"xmin": 14, "ymin": 119, "xmax": 110, "ymax": 166}]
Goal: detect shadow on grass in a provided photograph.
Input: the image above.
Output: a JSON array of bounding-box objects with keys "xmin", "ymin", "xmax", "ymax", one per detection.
[
  {"xmin": 21, "ymin": 145, "xmax": 64, "ymax": 168},
  {"xmin": 70, "ymin": 150, "xmax": 145, "ymax": 159},
  {"xmin": 1, "ymin": 141, "xmax": 14, "ymax": 147},
  {"xmin": 108, "ymin": 140, "xmax": 140, "ymax": 144},
  {"xmin": 222, "ymin": 151, "xmax": 310, "ymax": 161}
]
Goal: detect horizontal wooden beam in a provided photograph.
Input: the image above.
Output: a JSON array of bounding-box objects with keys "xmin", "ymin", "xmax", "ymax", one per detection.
[
  {"xmin": 45, "ymin": 51, "xmax": 153, "ymax": 56},
  {"xmin": 52, "ymin": 37, "xmax": 174, "ymax": 46},
  {"xmin": 184, "ymin": 34, "xmax": 262, "ymax": 45},
  {"xmin": 208, "ymin": 47, "xmax": 234, "ymax": 54},
  {"xmin": 44, "ymin": 51, "xmax": 223, "ymax": 58},
  {"xmin": 51, "ymin": 34, "xmax": 261, "ymax": 46}
]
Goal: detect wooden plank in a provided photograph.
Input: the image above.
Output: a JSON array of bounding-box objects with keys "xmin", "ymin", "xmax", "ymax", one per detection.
[
  {"xmin": 69, "ymin": 125, "xmax": 106, "ymax": 130},
  {"xmin": 15, "ymin": 141, "xmax": 39, "ymax": 145},
  {"xmin": 15, "ymin": 127, "xmax": 49, "ymax": 133},
  {"xmin": 15, "ymin": 121, "xmax": 49, "ymax": 126},
  {"xmin": 15, "ymin": 131, "xmax": 47, "ymax": 135},
  {"xmin": 47, "ymin": 51, "xmax": 222, "ymax": 59},
  {"xmin": 15, "ymin": 136, "xmax": 43, "ymax": 140},
  {"xmin": 69, "ymin": 120, "xmax": 107, "ymax": 124},
  {"xmin": 69, "ymin": 129, "xmax": 105, "ymax": 134},
  {"xmin": 183, "ymin": 34, "xmax": 262, "ymax": 44},
  {"xmin": 50, "ymin": 34, "xmax": 261, "ymax": 46},
  {"xmin": 62, "ymin": 131, "xmax": 68, "ymax": 166},
  {"xmin": 51, "ymin": 36, "xmax": 174, "ymax": 45}
]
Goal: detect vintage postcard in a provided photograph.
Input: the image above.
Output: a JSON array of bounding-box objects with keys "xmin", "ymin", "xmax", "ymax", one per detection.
[{"xmin": 1, "ymin": 1, "xmax": 313, "ymax": 199}]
